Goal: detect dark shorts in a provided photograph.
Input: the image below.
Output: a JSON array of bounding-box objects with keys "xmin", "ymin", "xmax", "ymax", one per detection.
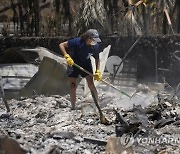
[{"xmin": 66, "ymin": 64, "xmax": 93, "ymax": 78}]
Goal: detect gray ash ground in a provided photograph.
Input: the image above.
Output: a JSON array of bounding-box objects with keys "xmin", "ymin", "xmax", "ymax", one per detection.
[{"xmin": 0, "ymin": 87, "xmax": 180, "ymax": 154}]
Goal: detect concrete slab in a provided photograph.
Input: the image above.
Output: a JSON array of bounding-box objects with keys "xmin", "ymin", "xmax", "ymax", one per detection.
[{"xmin": 19, "ymin": 57, "xmax": 81, "ymax": 97}]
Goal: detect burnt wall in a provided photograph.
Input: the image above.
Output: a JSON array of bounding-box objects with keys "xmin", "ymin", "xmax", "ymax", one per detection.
[
  {"xmin": 0, "ymin": 36, "xmax": 67, "ymax": 56},
  {"xmin": 0, "ymin": 35, "xmax": 180, "ymax": 87}
]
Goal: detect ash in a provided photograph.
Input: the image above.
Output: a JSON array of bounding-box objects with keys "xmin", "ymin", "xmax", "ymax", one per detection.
[{"xmin": 0, "ymin": 85, "xmax": 180, "ymax": 154}]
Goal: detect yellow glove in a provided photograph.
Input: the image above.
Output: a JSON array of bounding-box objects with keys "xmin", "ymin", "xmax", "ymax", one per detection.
[
  {"xmin": 64, "ymin": 54, "xmax": 74, "ymax": 66},
  {"xmin": 94, "ymin": 70, "xmax": 102, "ymax": 81}
]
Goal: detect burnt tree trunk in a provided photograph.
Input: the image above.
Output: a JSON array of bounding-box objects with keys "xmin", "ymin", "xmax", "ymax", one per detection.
[
  {"xmin": 104, "ymin": 0, "xmax": 113, "ymax": 33},
  {"xmin": 63, "ymin": 0, "xmax": 72, "ymax": 35},
  {"xmin": 33, "ymin": 0, "xmax": 40, "ymax": 36},
  {"xmin": 142, "ymin": 4, "xmax": 149, "ymax": 35},
  {"xmin": 11, "ymin": 0, "xmax": 18, "ymax": 34},
  {"xmin": 18, "ymin": 0, "xmax": 24, "ymax": 35},
  {"xmin": 55, "ymin": 0, "xmax": 60, "ymax": 13}
]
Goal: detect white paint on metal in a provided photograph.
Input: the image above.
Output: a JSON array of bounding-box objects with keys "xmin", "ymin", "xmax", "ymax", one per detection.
[
  {"xmin": 84, "ymin": 45, "xmax": 111, "ymax": 96},
  {"xmin": 105, "ymin": 56, "xmax": 123, "ymax": 75}
]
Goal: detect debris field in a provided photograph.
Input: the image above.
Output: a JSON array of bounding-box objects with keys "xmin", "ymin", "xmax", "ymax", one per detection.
[{"xmin": 0, "ymin": 84, "xmax": 180, "ymax": 154}]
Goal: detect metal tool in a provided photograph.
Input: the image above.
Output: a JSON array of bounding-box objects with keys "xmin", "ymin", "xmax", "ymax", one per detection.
[
  {"xmin": 73, "ymin": 63, "xmax": 114, "ymax": 124},
  {"xmin": 73, "ymin": 63, "xmax": 145, "ymax": 106},
  {"xmin": 90, "ymin": 89, "xmax": 110, "ymax": 125},
  {"xmin": 73, "ymin": 63, "xmax": 131, "ymax": 98},
  {"xmin": 73, "ymin": 63, "xmax": 147, "ymax": 123}
]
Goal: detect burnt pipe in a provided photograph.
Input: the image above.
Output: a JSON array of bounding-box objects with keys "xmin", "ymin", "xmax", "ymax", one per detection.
[{"xmin": 1, "ymin": 35, "xmax": 180, "ymax": 87}]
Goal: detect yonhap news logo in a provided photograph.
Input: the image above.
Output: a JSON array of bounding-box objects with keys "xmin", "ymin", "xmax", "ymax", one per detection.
[
  {"xmin": 119, "ymin": 134, "xmax": 180, "ymax": 147},
  {"xmin": 137, "ymin": 135, "xmax": 180, "ymax": 145},
  {"xmin": 120, "ymin": 133, "xmax": 134, "ymax": 148}
]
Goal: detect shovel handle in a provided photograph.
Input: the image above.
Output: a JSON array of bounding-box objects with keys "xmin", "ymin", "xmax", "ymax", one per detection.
[
  {"xmin": 73, "ymin": 63, "xmax": 131, "ymax": 98},
  {"xmin": 73, "ymin": 63, "xmax": 94, "ymax": 76}
]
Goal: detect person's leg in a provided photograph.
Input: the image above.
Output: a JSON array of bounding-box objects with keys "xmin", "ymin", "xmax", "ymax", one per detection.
[
  {"xmin": 69, "ymin": 77, "xmax": 77, "ymax": 110},
  {"xmin": 85, "ymin": 75, "xmax": 109, "ymax": 124}
]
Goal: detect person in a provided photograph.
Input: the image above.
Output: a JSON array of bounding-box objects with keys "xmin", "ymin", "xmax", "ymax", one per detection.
[{"xmin": 59, "ymin": 29, "xmax": 102, "ymax": 110}]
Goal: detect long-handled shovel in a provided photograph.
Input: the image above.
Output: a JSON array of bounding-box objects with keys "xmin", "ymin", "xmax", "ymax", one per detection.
[
  {"xmin": 73, "ymin": 63, "xmax": 114, "ymax": 125},
  {"xmin": 73, "ymin": 63, "xmax": 148, "ymax": 119},
  {"xmin": 73, "ymin": 63, "xmax": 131, "ymax": 98},
  {"xmin": 73, "ymin": 63, "xmax": 146, "ymax": 104},
  {"xmin": 90, "ymin": 89, "xmax": 110, "ymax": 125}
]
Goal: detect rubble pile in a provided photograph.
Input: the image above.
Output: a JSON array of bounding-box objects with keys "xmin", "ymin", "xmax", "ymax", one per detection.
[
  {"xmin": 115, "ymin": 90, "xmax": 180, "ymax": 153},
  {"xmin": 0, "ymin": 86, "xmax": 180, "ymax": 154}
]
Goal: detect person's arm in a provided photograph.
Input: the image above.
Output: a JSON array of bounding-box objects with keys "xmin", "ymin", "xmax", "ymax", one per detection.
[
  {"xmin": 59, "ymin": 41, "xmax": 68, "ymax": 56},
  {"xmin": 59, "ymin": 41, "xmax": 74, "ymax": 66},
  {"xmin": 94, "ymin": 57, "xmax": 102, "ymax": 81},
  {"xmin": 95, "ymin": 58, "xmax": 100, "ymax": 71}
]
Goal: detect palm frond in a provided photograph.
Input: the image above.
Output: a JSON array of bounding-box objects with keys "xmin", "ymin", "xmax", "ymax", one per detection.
[{"xmin": 74, "ymin": 0, "xmax": 108, "ymax": 35}]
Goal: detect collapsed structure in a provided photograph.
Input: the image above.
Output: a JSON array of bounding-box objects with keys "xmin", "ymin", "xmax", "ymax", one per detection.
[{"xmin": 0, "ymin": 42, "xmax": 180, "ymax": 153}]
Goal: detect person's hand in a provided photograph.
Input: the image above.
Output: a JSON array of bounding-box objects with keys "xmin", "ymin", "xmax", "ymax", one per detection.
[
  {"xmin": 64, "ymin": 54, "xmax": 74, "ymax": 66},
  {"xmin": 94, "ymin": 70, "xmax": 102, "ymax": 81}
]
